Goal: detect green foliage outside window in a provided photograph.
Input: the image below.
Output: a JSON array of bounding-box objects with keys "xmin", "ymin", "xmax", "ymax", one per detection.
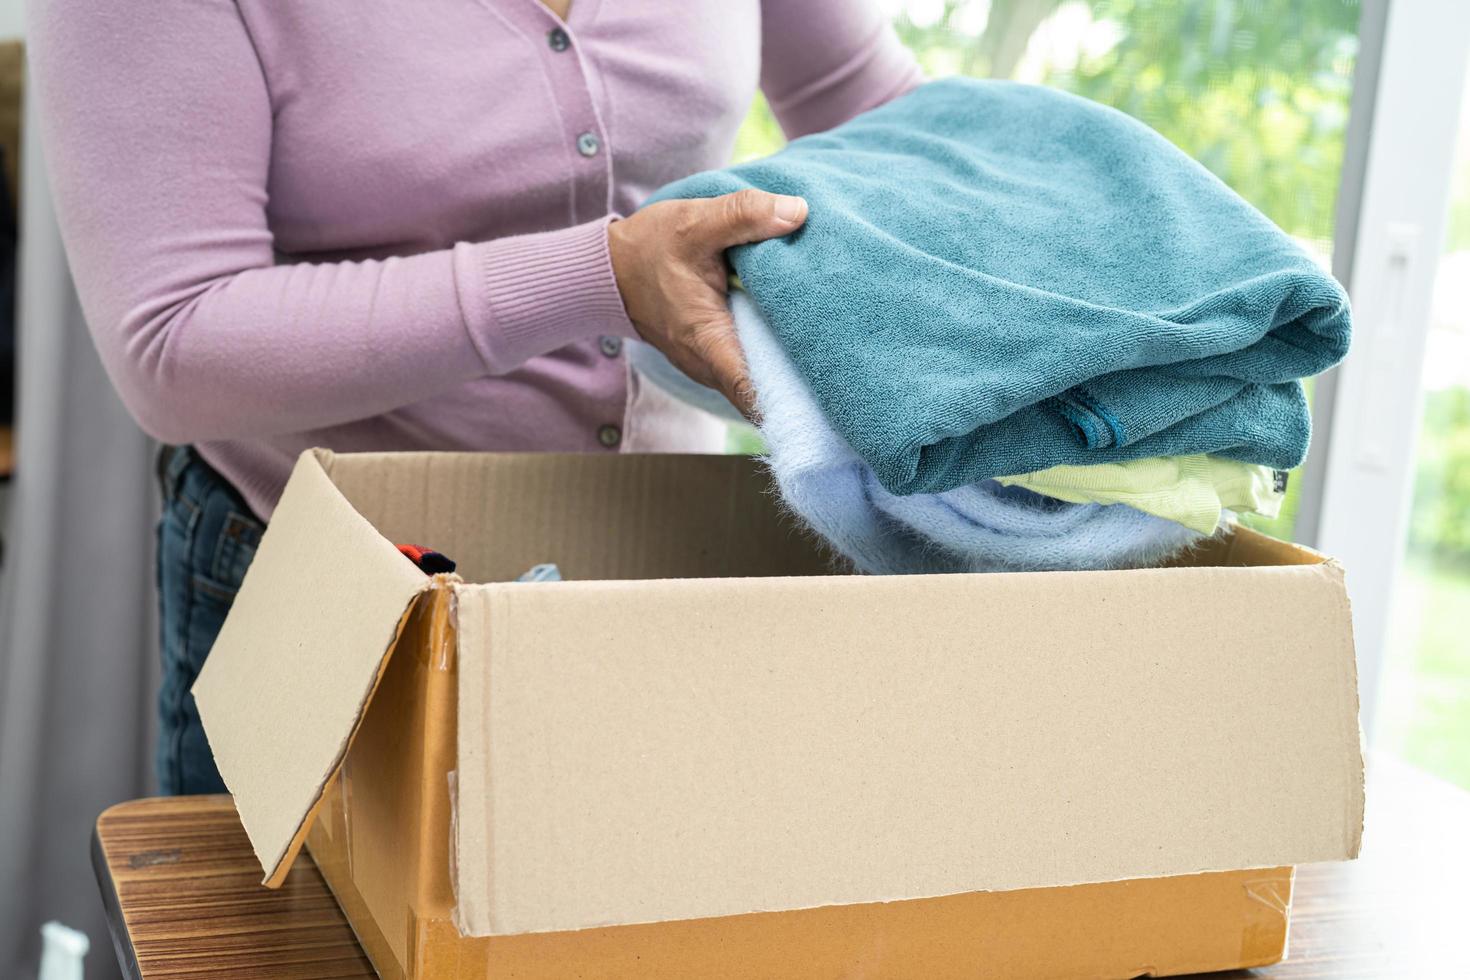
[
  {"xmin": 738, "ymin": 0, "xmax": 1361, "ymax": 248},
  {"xmin": 1408, "ymin": 388, "xmax": 1470, "ymax": 566}
]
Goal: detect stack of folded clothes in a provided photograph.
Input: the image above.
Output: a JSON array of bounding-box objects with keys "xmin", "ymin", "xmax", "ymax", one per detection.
[{"xmin": 632, "ymin": 78, "xmax": 1351, "ymax": 574}]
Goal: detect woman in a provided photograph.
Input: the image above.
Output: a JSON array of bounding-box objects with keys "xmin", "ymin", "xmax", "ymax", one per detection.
[{"xmin": 28, "ymin": 0, "xmax": 921, "ymax": 795}]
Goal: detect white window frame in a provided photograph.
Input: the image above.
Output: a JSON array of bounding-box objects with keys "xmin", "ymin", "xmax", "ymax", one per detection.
[{"xmin": 1298, "ymin": 0, "xmax": 1470, "ymax": 737}]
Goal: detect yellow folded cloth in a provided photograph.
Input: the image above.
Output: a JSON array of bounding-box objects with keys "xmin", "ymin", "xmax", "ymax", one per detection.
[{"xmin": 997, "ymin": 455, "xmax": 1285, "ymax": 534}]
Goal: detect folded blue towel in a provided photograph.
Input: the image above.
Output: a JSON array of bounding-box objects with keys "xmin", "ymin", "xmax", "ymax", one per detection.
[
  {"xmin": 631, "ymin": 293, "xmax": 1201, "ymax": 574},
  {"xmin": 646, "ymin": 78, "xmax": 1352, "ymax": 495}
]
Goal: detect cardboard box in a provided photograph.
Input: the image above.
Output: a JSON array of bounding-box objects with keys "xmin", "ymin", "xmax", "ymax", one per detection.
[{"xmin": 195, "ymin": 449, "xmax": 1364, "ymax": 979}]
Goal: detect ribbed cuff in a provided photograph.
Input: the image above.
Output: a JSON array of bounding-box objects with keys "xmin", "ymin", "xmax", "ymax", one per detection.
[{"xmin": 453, "ymin": 215, "xmax": 636, "ymax": 374}]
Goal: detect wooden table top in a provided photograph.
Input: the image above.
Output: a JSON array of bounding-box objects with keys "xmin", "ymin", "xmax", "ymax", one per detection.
[
  {"xmin": 93, "ymin": 800, "xmax": 375, "ymax": 979},
  {"xmin": 94, "ymin": 753, "xmax": 1470, "ymax": 979}
]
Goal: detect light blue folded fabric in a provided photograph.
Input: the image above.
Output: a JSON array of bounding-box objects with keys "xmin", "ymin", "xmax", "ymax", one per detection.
[
  {"xmin": 515, "ymin": 563, "xmax": 563, "ymax": 582},
  {"xmin": 715, "ymin": 292, "xmax": 1198, "ymax": 573},
  {"xmin": 645, "ymin": 78, "xmax": 1352, "ymax": 496}
]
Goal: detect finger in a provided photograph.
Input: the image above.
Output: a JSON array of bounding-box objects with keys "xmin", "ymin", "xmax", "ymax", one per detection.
[
  {"xmin": 691, "ymin": 320, "xmax": 760, "ymax": 421},
  {"xmin": 702, "ymin": 189, "xmax": 808, "ymax": 250}
]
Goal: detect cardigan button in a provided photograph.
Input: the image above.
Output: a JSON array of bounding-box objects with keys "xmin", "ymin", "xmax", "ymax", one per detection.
[
  {"xmin": 599, "ymin": 335, "xmax": 623, "ymax": 357},
  {"xmin": 597, "ymin": 424, "xmax": 622, "ymax": 448},
  {"xmin": 576, "ymin": 132, "xmax": 601, "ymax": 157},
  {"xmin": 547, "ymin": 27, "xmax": 570, "ymax": 52}
]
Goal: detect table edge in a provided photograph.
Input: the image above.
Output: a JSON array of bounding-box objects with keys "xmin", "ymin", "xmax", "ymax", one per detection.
[{"xmin": 91, "ymin": 821, "xmax": 143, "ymax": 980}]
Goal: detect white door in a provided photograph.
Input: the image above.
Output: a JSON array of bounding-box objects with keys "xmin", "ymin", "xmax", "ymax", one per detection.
[{"xmin": 1307, "ymin": 0, "xmax": 1470, "ymax": 767}]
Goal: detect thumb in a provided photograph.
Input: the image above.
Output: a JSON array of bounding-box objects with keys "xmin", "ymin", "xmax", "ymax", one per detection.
[{"xmin": 703, "ymin": 189, "xmax": 808, "ymax": 250}]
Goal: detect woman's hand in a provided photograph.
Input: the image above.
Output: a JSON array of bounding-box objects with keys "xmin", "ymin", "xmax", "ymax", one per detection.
[{"xmin": 609, "ymin": 190, "xmax": 808, "ymax": 419}]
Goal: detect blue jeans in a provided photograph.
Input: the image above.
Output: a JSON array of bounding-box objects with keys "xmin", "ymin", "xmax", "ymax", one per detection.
[{"xmin": 155, "ymin": 445, "xmax": 263, "ymax": 795}]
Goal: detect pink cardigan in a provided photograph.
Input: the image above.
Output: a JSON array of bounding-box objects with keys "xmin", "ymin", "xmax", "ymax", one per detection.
[{"xmin": 29, "ymin": 0, "xmax": 921, "ymax": 516}]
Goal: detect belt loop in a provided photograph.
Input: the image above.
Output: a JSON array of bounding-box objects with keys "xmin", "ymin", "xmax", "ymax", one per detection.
[{"xmin": 158, "ymin": 444, "xmax": 193, "ymax": 501}]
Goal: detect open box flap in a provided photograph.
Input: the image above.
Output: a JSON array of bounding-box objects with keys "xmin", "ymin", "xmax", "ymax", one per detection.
[
  {"xmin": 194, "ymin": 449, "xmax": 435, "ymax": 886},
  {"xmin": 454, "ymin": 556, "xmax": 1363, "ymax": 937}
]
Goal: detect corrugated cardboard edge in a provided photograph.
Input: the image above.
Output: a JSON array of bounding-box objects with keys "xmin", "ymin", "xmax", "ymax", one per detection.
[
  {"xmin": 1324, "ymin": 557, "xmax": 1368, "ymax": 863},
  {"xmin": 194, "ymin": 449, "xmax": 445, "ymax": 887},
  {"xmin": 451, "ymin": 582, "xmax": 491, "ymax": 937},
  {"xmin": 258, "ymin": 583, "xmax": 440, "ymax": 888}
]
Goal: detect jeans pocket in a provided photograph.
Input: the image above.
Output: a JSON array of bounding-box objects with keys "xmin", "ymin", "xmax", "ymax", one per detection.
[{"xmin": 210, "ymin": 510, "xmax": 263, "ymax": 586}]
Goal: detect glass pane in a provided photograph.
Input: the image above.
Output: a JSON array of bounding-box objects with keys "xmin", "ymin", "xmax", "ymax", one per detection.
[
  {"xmin": 732, "ymin": 0, "xmax": 1363, "ymax": 539},
  {"xmin": 1375, "ymin": 69, "xmax": 1470, "ymax": 791}
]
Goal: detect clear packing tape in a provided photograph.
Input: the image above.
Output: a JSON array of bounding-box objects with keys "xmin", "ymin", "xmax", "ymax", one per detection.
[{"xmin": 304, "ymin": 587, "xmax": 1296, "ymax": 980}]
